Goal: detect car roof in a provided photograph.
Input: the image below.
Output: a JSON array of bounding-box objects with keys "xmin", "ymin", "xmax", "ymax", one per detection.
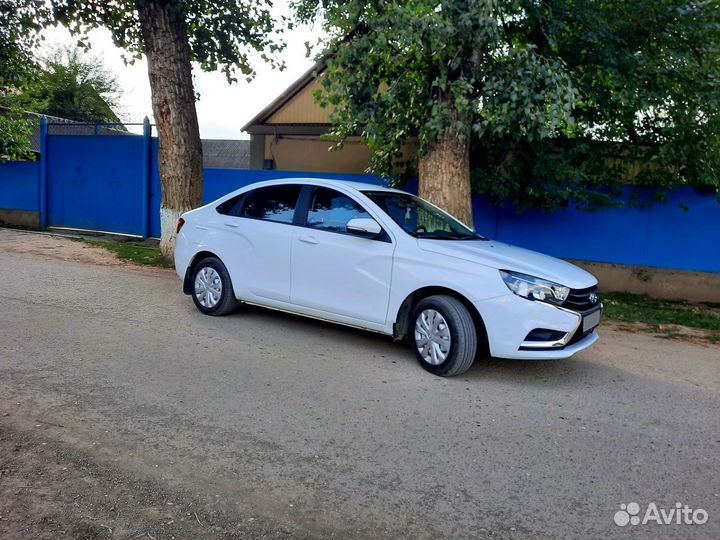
[{"xmin": 234, "ymin": 177, "xmax": 406, "ymax": 194}]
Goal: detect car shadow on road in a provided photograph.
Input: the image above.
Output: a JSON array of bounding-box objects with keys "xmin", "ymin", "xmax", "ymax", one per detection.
[
  {"xmin": 462, "ymin": 355, "xmax": 606, "ymax": 387},
  {"xmin": 228, "ymin": 304, "xmax": 610, "ymax": 388},
  {"xmin": 228, "ymin": 303, "xmax": 401, "ymax": 347}
]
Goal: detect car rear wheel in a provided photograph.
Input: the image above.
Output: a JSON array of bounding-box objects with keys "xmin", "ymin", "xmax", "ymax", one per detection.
[
  {"xmin": 191, "ymin": 257, "xmax": 238, "ymax": 316},
  {"xmin": 411, "ymin": 295, "xmax": 477, "ymax": 376}
]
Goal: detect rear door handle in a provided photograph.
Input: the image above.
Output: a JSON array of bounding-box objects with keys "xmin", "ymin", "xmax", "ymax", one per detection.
[
  {"xmin": 298, "ymin": 235, "xmax": 319, "ymax": 245},
  {"xmin": 224, "ymin": 222, "xmax": 239, "ymax": 228}
]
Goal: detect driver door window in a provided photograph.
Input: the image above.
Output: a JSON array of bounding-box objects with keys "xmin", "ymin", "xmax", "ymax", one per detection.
[{"xmin": 306, "ymin": 188, "xmax": 372, "ymax": 233}]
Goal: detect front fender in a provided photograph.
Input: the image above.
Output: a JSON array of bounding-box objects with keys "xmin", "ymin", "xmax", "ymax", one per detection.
[{"xmin": 384, "ymin": 251, "xmax": 507, "ymax": 334}]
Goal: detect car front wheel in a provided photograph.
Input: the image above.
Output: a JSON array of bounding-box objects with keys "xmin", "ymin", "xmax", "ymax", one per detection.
[
  {"xmin": 411, "ymin": 295, "xmax": 477, "ymax": 376},
  {"xmin": 191, "ymin": 257, "xmax": 238, "ymax": 316}
]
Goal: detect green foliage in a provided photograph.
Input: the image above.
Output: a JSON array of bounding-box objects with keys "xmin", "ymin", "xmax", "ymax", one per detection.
[
  {"xmin": 474, "ymin": 0, "xmax": 720, "ymax": 210},
  {"xmin": 1, "ymin": 46, "xmax": 125, "ymax": 124},
  {"xmin": 0, "ymin": 0, "xmax": 48, "ymax": 90},
  {"xmin": 0, "ymin": 109, "xmax": 35, "ymax": 162},
  {"xmin": 296, "ymin": 0, "xmax": 720, "ymax": 210},
  {"xmin": 297, "ymin": 0, "xmax": 577, "ymax": 180},
  {"xmin": 50, "ymin": 0, "xmax": 285, "ymax": 82},
  {"xmin": 0, "ymin": 0, "xmax": 48, "ymax": 161}
]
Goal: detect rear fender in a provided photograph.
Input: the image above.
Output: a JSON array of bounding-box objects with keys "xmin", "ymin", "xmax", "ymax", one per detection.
[{"xmin": 182, "ymin": 250, "xmax": 219, "ymax": 295}]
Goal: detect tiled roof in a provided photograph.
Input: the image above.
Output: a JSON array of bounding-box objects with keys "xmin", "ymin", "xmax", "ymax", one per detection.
[{"xmin": 202, "ymin": 139, "xmax": 250, "ymax": 169}]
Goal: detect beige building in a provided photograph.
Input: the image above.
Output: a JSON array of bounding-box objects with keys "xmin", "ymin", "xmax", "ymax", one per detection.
[{"xmin": 242, "ymin": 66, "xmax": 416, "ymax": 175}]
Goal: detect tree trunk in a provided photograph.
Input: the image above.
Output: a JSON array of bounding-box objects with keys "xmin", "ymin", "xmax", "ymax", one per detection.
[
  {"xmin": 418, "ymin": 114, "xmax": 473, "ymax": 229},
  {"xmin": 137, "ymin": 0, "xmax": 203, "ymax": 258}
]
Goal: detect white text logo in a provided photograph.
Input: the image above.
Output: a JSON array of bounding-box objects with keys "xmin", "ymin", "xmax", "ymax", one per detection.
[{"xmin": 614, "ymin": 502, "xmax": 708, "ymax": 527}]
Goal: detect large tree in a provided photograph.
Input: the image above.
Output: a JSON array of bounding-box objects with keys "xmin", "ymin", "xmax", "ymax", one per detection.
[
  {"xmin": 296, "ymin": 0, "xmax": 720, "ymax": 223},
  {"xmin": 1, "ymin": 46, "xmax": 125, "ymax": 125},
  {"xmin": 295, "ymin": 0, "xmax": 577, "ymax": 225},
  {"xmin": 50, "ymin": 0, "xmax": 284, "ymax": 255}
]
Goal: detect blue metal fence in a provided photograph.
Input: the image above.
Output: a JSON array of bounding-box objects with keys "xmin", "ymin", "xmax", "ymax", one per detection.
[
  {"xmin": 474, "ymin": 188, "xmax": 718, "ymax": 272},
  {"xmin": 0, "ymin": 161, "xmax": 39, "ymax": 210},
  {"xmin": 47, "ymin": 134, "xmax": 148, "ymax": 235},
  {"xmin": 0, "ymin": 123, "xmax": 718, "ymax": 273}
]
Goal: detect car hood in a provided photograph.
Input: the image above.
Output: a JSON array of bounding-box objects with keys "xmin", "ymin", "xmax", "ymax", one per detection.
[{"xmin": 417, "ymin": 239, "xmax": 597, "ymax": 289}]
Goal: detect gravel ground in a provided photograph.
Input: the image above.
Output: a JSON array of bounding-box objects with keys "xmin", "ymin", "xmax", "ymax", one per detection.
[{"xmin": 0, "ymin": 228, "xmax": 718, "ymax": 539}]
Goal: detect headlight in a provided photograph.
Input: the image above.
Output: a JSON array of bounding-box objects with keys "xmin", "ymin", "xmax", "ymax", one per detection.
[{"xmin": 499, "ymin": 270, "xmax": 570, "ymax": 305}]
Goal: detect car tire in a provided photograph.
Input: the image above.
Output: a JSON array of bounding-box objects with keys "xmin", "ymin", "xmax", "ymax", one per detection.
[
  {"xmin": 190, "ymin": 257, "xmax": 238, "ymax": 316},
  {"xmin": 410, "ymin": 295, "xmax": 477, "ymax": 376}
]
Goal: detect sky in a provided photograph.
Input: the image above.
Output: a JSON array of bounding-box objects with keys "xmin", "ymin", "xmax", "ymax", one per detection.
[{"xmin": 38, "ymin": 2, "xmax": 318, "ymax": 139}]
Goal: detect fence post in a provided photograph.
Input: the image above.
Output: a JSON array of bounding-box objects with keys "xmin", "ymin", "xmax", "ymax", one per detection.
[
  {"xmin": 141, "ymin": 116, "xmax": 151, "ymax": 239},
  {"xmin": 39, "ymin": 118, "xmax": 48, "ymax": 228}
]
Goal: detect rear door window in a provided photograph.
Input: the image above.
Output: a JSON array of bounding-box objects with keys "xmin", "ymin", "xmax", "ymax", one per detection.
[{"xmin": 241, "ymin": 185, "xmax": 301, "ymax": 224}]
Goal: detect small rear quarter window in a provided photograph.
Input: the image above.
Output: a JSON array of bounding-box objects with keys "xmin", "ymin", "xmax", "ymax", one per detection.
[{"xmin": 216, "ymin": 195, "xmax": 244, "ymax": 216}]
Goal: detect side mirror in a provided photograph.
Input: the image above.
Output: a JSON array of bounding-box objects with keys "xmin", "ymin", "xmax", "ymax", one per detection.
[{"xmin": 346, "ymin": 217, "xmax": 382, "ymax": 238}]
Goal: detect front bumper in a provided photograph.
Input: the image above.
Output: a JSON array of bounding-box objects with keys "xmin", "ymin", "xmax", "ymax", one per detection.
[{"xmin": 475, "ymin": 293, "xmax": 601, "ymax": 360}]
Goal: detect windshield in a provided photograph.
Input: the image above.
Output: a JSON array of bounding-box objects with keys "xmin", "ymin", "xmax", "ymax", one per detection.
[{"xmin": 362, "ymin": 191, "xmax": 484, "ymax": 240}]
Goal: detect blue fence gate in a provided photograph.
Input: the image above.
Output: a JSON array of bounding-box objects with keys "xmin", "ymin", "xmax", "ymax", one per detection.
[{"xmin": 45, "ymin": 122, "xmax": 152, "ymax": 236}]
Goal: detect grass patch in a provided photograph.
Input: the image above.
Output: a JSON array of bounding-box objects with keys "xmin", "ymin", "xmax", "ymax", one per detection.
[
  {"xmin": 86, "ymin": 240, "xmax": 172, "ymax": 268},
  {"xmin": 602, "ymin": 292, "xmax": 720, "ymax": 341}
]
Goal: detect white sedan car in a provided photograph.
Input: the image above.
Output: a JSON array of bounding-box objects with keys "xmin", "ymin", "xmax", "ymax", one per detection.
[{"xmin": 175, "ymin": 178, "xmax": 601, "ymax": 376}]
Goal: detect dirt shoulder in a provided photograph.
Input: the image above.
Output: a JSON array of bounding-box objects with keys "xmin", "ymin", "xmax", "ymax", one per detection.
[
  {"xmin": 602, "ymin": 319, "xmax": 720, "ymax": 346},
  {"xmin": 0, "ymin": 229, "xmax": 128, "ymax": 267},
  {"xmin": 0, "ymin": 406, "xmax": 299, "ymax": 540}
]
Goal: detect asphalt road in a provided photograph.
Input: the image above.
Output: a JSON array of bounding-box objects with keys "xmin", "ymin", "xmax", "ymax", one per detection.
[{"xmin": 1, "ymin": 232, "xmax": 719, "ymax": 539}]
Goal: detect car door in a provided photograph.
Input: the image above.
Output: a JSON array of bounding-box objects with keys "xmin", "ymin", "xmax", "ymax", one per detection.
[
  {"xmin": 290, "ymin": 186, "xmax": 395, "ymax": 324},
  {"xmin": 220, "ymin": 184, "xmax": 301, "ymax": 302}
]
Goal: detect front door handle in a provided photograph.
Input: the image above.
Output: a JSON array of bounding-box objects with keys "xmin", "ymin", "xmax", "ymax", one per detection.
[
  {"xmin": 224, "ymin": 222, "xmax": 239, "ymax": 228},
  {"xmin": 298, "ymin": 235, "xmax": 319, "ymax": 245}
]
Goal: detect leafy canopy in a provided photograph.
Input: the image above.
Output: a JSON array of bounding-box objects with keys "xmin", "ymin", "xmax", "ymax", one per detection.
[
  {"xmin": 296, "ymin": 0, "xmax": 720, "ymax": 210},
  {"xmin": 1, "ymin": 46, "xmax": 125, "ymax": 125},
  {"xmin": 51, "ymin": 0, "xmax": 286, "ymax": 82},
  {"xmin": 474, "ymin": 0, "xmax": 720, "ymax": 210},
  {"xmin": 0, "ymin": 0, "xmax": 48, "ymax": 90},
  {"xmin": 296, "ymin": 0, "xmax": 577, "ymax": 179},
  {"xmin": 0, "ymin": 0, "xmax": 49, "ymax": 161}
]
